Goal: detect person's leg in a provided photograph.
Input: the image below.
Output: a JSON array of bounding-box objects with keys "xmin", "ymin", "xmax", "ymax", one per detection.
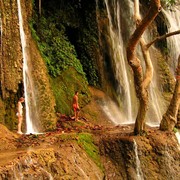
[
  {"xmin": 17, "ymin": 116, "xmax": 23, "ymax": 134},
  {"xmin": 73, "ymin": 105, "xmax": 77, "ymax": 120},
  {"xmin": 75, "ymin": 110, "xmax": 77, "ymax": 121},
  {"xmin": 76, "ymin": 110, "xmax": 79, "ymax": 121}
]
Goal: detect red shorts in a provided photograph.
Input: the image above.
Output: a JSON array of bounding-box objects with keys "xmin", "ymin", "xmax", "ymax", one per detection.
[{"xmin": 73, "ymin": 104, "xmax": 79, "ymax": 112}]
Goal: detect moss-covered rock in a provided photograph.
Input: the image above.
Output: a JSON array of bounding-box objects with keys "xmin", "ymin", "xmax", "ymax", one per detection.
[{"xmin": 51, "ymin": 67, "xmax": 90, "ymax": 115}]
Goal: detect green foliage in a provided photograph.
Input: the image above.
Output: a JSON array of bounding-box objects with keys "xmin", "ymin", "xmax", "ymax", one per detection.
[
  {"xmin": 59, "ymin": 133, "xmax": 77, "ymax": 141},
  {"xmin": 161, "ymin": 0, "xmax": 176, "ymax": 9},
  {"xmin": 30, "ymin": 15, "xmax": 85, "ymax": 78},
  {"xmin": 173, "ymin": 127, "xmax": 178, "ymax": 133},
  {"xmin": 80, "ymin": 54, "xmax": 99, "ymax": 86},
  {"xmin": 31, "ymin": 0, "xmax": 35, "ymax": 7},
  {"xmin": 29, "ymin": 21, "xmax": 40, "ymax": 42},
  {"xmin": 50, "ymin": 68, "xmax": 90, "ymax": 115},
  {"xmin": 78, "ymin": 14, "xmax": 100, "ymax": 86},
  {"xmin": 77, "ymin": 133, "xmax": 103, "ymax": 170},
  {"xmin": 50, "ymin": 76, "xmax": 72, "ymax": 115},
  {"xmin": 56, "ymin": 132, "xmax": 103, "ymax": 170},
  {"xmin": 30, "ymin": 1, "xmax": 101, "ymax": 86}
]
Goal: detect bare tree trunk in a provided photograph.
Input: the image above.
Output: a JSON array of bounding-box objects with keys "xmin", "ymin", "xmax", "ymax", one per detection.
[
  {"xmin": 39, "ymin": 0, "xmax": 41, "ymax": 16},
  {"xmin": 0, "ymin": 0, "xmax": 5, "ymax": 98},
  {"xmin": 160, "ymin": 55, "xmax": 180, "ymax": 131},
  {"xmin": 134, "ymin": 38, "xmax": 154, "ymax": 134},
  {"xmin": 126, "ymin": 0, "xmax": 161, "ymax": 135}
]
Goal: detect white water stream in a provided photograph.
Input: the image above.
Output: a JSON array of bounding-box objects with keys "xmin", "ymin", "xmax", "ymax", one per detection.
[
  {"xmin": 104, "ymin": 0, "xmax": 134, "ymax": 124},
  {"xmin": 175, "ymin": 130, "xmax": 180, "ymax": 145},
  {"xmin": 142, "ymin": 29, "xmax": 166, "ymax": 126},
  {"xmin": 162, "ymin": 6, "xmax": 180, "ymax": 137},
  {"xmin": 73, "ymin": 156, "xmax": 90, "ymax": 180},
  {"xmin": 72, "ymin": 145, "xmax": 102, "ymax": 180},
  {"xmin": 101, "ymin": 0, "xmax": 166, "ymax": 126},
  {"xmin": 162, "ymin": 6, "xmax": 180, "ymax": 72},
  {"xmin": 133, "ymin": 139, "xmax": 144, "ymax": 180},
  {"xmin": 17, "ymin": 0, "xmax": 38, "ymax": 134},
  {"xmin": 99, "ymin": 0, "xmax": 180, "ymax": 127},
  {"xmin": 0, "ymin": 13, "xmax": 2, "ymax": 50},
  {"xmin": 16, "ymin": 0, "xmax": 179, "ymax": 131},
  {"xmin": 12, "ymin": 155, "xmax": 53, "ymax": 179},
  {"xmin": 0, "ymin": 12, "xmax": 2, "ymax": 76}
]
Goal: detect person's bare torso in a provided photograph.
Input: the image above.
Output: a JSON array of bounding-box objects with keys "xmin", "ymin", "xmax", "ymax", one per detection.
[{"xmin": 73, "ymin": 95, "xmax": 78, "ymax": 105}]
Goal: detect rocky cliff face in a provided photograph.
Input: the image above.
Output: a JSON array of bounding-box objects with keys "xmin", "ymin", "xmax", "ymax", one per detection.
[
  {"xmin": 0, "ymin": 0, "xmax": 57, "ymax": 131},
  {"xmin": 0, "ymin": 0, "xmax": 179, "ymax": 179},
  {"xmin": 0, "ymin": 0, "xmax": 24, "ymax": 128},
  {"xmin": 0, "ymin": 144, "xmax": 104, "ymax": 180},
  {"xmin": 0, "ymin": 0, "xmax": 22, "ymax": 97},
  {"xmin": 0, "ymin": 0, "xmax": 177, "ymax": 131},
  {"xmin": 0, "ymin": 123, "xmax": 179, "ymax": 180},
  {"xmin": 100, "ymin": 127, "xmax": 180, "ymax": 180}
]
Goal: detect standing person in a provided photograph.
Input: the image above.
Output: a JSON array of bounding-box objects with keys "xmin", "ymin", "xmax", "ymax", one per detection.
[
  {"xmin": 16, "ymin": 97, "xmax": 25, "ymax": 134},
  {"xmin": 72, "ymin": 91, "xmax": 80, "ymax": 121}
]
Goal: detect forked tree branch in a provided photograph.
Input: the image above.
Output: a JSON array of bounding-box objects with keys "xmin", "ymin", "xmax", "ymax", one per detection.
[{"xmin": 146, "ymin": 30, "xmax": 180, "ymax": 49}]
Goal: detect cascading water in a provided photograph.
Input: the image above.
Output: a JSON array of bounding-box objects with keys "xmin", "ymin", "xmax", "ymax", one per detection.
[
  {"xmin": 72, "ymin": 144, "xmax": 102, "ymax": 180},
  {"xmin": 0, "ymin": 12, "xmax": 2, "ymax": 49},
  {"xmin": 162, "ymin": 6, "xmax": 180, "ymax": 72},
  {"xmin": 0, "ymin": 15, "xmax": 1, "ymax": 27},
  {"xmin": 162, "ymin": 6, "xmax": 180, "ymax": 134},
  {"xmin": 17, "ymin": 0, "xmax": 39, "ymax": 134},
  {"xmin": 95, "ymin": 0, "xmax": 126, "ymax": 125},
  {"xmin": 12, "ymin": 155, "xmax": 53, "ymax": 179},
  {"xmin": 102, "ymin": 0, "xmax": 135, "ymax": 124},
  {"xmin": 175, "ymin": 130, "xmax": 180, "ymax": 146},
  {"xmin": 101, "ymin": 0, "xmax": 165, "ymax": 126},
  {"xmin": 141, "ymin": 28, "xmax": 166, "ymax": 126},
  {"xmin": 72, "ymin": 157, "xmax": 90, "ymax": 180},
  {"xmin": 147, "ymin": 80, "xmax": 165, "ymax": 126},
  {"xmin": 133, "ymin": 140, "xmax": 144, "ymax": 180}
]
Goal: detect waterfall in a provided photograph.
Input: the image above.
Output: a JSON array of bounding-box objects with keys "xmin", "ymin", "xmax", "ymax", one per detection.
[
  {"xmin": 103, "ymin": 0, "xmax": 135, "ymax": 124},
  {"xmin": 17, "ymin": 0, "xmax": 39, "ymax": 134},
  {"xmin": 0, "ymin": 11, "xmax": 2, "ymax": 69},
  {"xmin": 12, "ymin": 162, "xmax": 24, "ymax": 179},
  {"xmin": 133, "ymin": 2, "xmax": 166, "ymax": 126},
  {"xmin": 147, "ymin": 82, "xmax": 164, "ymax": 126},
  {"xmin": 72, "ymin": 144, "xmax": 102, "ymax": 180},
  {"xmin": 175, "ymin": 130, "xmax": 180, "ymax": 145},
  {"xmin": 101, "ymin": 0, "xmax": 166, "ymax": 126},
  {"xmin": 40, "ymin": 167, "xmax": 54, "ymax": 180},
  {"xmin": 12, "ymin": 155, "xmax": 53, "ymax": 179},
  {"xmin": 143, "ymin": 32, "xmax": 166, "ymax": 126},
  {"xmin": 162, "ymin": 7, "xmax": 180, "ymax": 72},
  {"xmin": 73, "ymin": 157, "xmax": 90, "ymax": 180},
  {"xmin": 0, "ymin": 12, "xmax": 2, "ymax": 50},
  {"xmin": 133, "ymin": 140, "xmax": 144, "ymax": 180}
]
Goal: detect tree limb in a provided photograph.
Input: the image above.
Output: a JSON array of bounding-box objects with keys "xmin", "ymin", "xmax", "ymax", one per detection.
[
  {"xmin": 160, "ymin": 55, "xmax": 180, "ymax": 131},
  {"xmin": 146, "ymin": 30, "xmax": 180, "ymax": 49},
  {"xmin": 127, "ymin": 0, "xmax": 160, "ymax": 135},
  {"xmin": 127, "ymin": 0, "xmax": 161, "ymax": 61},
  {"xmin": 140, "ymin": 38, "xmax": 153, "ymax": 89}
]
